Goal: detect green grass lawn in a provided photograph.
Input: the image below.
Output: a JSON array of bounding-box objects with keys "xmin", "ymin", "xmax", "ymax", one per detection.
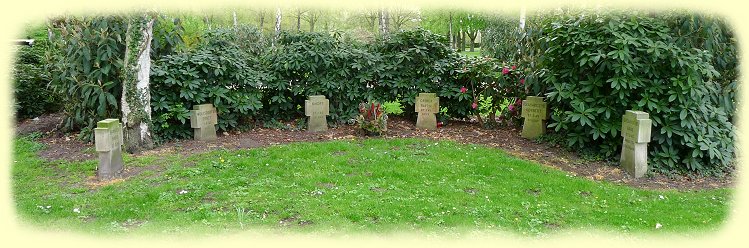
[
  {"xmin": 459, "ymin": 47, "xmax": 482, "ymax": 57},
  {"xmin": 12, "ymin": 136, "xmax": 731, "ymax": 236}
]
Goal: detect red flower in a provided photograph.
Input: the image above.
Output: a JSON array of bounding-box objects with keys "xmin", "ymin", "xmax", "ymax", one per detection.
[
  {"xmin": 511, "ymin": 65, "xmax": 517, "ymax": 70},
  {"xmin": 502, "ymin": 67, "xmax": 509, "ymax": 75},
  {"xmin": 520, "ymin": 78, "xmax": 525, "ymax": 85},
  {"xmin": 516, "ymin": 98, "xmax": 522, "ymax": 106},
  {"xmin": 460, "ymin": 87, "xmax": 467, "ymax": 93},
  {"xmin": 508, "ymin": 104, "xmax": 515, "ymax": 112},
  {"xmin": 471, "ymin": 102, "xmax": 478, "ymax": 109}
]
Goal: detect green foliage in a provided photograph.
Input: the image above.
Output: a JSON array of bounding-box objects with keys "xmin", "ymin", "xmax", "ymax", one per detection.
[
  {"xmin": 373, "ymin": 28, "xmax": 455, "ymax": 115},
  {"xmin": 47, "ymin": 16, "xmax": 128, "ymax": 140},
  {"xmin": 151, "ymin": 14, "xmax": 185, "ymax": 58},
  {"xmin": 444, "ymin": 56, "xmax": 526, "ymax": 127},
  {"xmin": 13, "ymin": 26, "xmax": 62, "ymax": 119},
  {"xmin": 481, "ymin": 16, "xmax": 521, "ymax": 62},
  {"xmin": 150, "ymin": 28, "xmax": 266, "ymax": 141},
  {"xmin": 381, "ymin": 101, "xmax": 404, "ymax": 115},
  {"xmin": 262, "ymin": 31, "xmax": 370, "ymax": 122},
  {"xmin": 46, "ymin": 15, "xmax": 185, "ymax": 141},
  {"xmin": 539, "ymin": 11, "xmax": 736, "ymax": 173},
  {"xmin": 355, "ymin": 102, "xmax": 388, "ymax": 135}
]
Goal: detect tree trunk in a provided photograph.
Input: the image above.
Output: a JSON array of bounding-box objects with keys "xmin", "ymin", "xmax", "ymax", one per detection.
[
  {"xmin": 121, "ymin": 14, "xmax": 155, "ymax": 153},
  {"xmin": 259, "ymin": 12, "xmax": 265, "ymax": 34},
  {"xmin": 204, "ymin": 16, "xmax": 211, "ymax": 30},
  {"xmin": 274, "ymin": 8, "xmax": 282, "ymax": 47},
  {"xmin": 520, "ymin": 6, "xmax": 526, "ymax": 30},
  {"xmin": 296, "ymin": 11, "xmax": 301, "ymax": 32},
  {"xmin": 378, "ymin": 8, "xmax": 389, "ymax": 37},
  {"xmin": 458, "ymin": 29, "xmax": 464, "ymax": 52},
  {"xmin": 467, "ymin": 29, "xmax": 477, "ymax": 52},
  {"xmin": 448, "ymin": 13, "xmax": 454, "ymax": 49},
  {"xmin": 233, "ymin": 11, "xmax": 238, "ymax": 30}
]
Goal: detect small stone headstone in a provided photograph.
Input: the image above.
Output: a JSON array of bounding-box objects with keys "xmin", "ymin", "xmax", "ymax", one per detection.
[
  {"xmin": 190, "ymin": 104, "xmax": 218, "ymax": 141},
  {"xmin": 305, "ymin": 95, "xmax": 330, "ymax": 132},
  {"xmin": 620, "ymin": 110, "xmax": 652, "ymax": 178},
  {"xmin": 521, "ymin": 96, "xmax": 548, "ymax": 139},
  {"xmin": 94, "ymin": 119, "xmax": 124, "ymax": 180},
  {"xmin": 415, "ymin": 93, "xmax": 439, "ymax": 130}
]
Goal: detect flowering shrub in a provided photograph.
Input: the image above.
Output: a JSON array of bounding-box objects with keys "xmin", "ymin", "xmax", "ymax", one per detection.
[
  {"xmin": 444, "ymin": 56, "xmax": 526, "ymax": 128},
  {"xmin": 355, "ymin": 102, "xmax": 388, "ymax": 136}
]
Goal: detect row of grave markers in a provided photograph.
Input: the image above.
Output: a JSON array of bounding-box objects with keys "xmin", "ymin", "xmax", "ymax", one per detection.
[
  {"xmin": 518, "ymin": 97, "xmax": 652, "ymax": 178},
  {"xmin": 93, "ymin": 94, "xmax": 651, "ymax": 179}
]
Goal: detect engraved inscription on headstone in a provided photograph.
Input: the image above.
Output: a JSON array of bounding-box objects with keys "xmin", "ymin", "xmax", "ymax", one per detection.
[
  {"xmin": 620, "ymin": 110, "xmax": 652, "ymax": 178},
  {"xmin": 415, "ymin": 93, "xmax": 439, "ymax": 130},
  {"xmin": 521, "ymin": 96, "xmax": 548, "ymax": 139},
  {"xmin": 94, "ymin": 119, "xmax": 124, "ymax": 180},
  {"xmin": 305, "ymin": 95, "xmax": 330, "ymax": 132},
  {"xmin": 190, "ymin": 104, "xmax": 218, "ymax": 141}
]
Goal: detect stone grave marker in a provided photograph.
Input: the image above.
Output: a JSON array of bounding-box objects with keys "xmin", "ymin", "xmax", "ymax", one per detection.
[
  {"xmin": 521, "ymin": 96, "xmax": 548, "ymax": 139},
  {"xmin": 190, "ymin": 104, "xmax": 218, "ymax": 141},
  {"xmin": 305, "ymin": 95, "xmax": 330, "ymax": 132},
  {"xmin": 94, "ymin": 118, "xmax": 124, "ymax": 180},
  {"xmin": 620, "ymin": 110, "xmax": 652, "ymax": 178},
  {"xmin": 415, "ymin": 93, "xmax": 439, "ymax": 130}
]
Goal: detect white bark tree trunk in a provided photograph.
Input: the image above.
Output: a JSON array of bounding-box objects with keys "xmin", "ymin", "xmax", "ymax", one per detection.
[
  {"xmin": 520, "ymin": 6, "xmax": 526, "ymax": 30},
  {"xmin": 233, "ymin": 11, "xmax": 238, "ymax": 30},
  {"xmin": 121, "ymin": 14, "xmax": 155, "ymax": 153},
  {"xmin": 274, "ymin": 8, "xmax": 282, "ymax": 47},
  {"xmin": 448, "ymin": 13, "xmax": 454, "ymax": 49}
]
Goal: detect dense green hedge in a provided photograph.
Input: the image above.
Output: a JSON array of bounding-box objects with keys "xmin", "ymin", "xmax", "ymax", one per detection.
[
  {"xmin": 537, "ymin": 11, "xmax": 737, "ymax": 174},
  {"xmin": 148, "ymin": 28, "xmax": 522, "ymax": 141},
  {"xmin": 13, "ymin": 28, "xmax": 62, "ymax": 120},
  {"xmin": 151, "ymin": 28, "xmax": 266, "ymax": 141}
]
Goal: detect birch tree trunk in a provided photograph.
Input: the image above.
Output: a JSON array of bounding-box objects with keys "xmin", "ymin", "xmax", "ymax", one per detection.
[
  {"xmin": 121, "ymin": 14, "xmax": 155, "ymax": 153},
  {"xmin": 274, "ymin": 8, "xmax": 282, "ymax": 47},
  {"xmin": 233, "ymin": 11, "xmax": 238, "ymax": 30},
  {"xmin": 448, "ymin": 13, "xmax": 454, "ymax": 49},
  {"xmin": 519, "ymin": 6, "xmax": 526, "ymax": 30},
  {"xmin": 378, "ymin": 8, "xmax": 389, "ymax": 37}
]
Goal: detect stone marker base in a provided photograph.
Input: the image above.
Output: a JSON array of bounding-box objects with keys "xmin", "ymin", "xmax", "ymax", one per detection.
[
  {"xmin": 521, "ymin": 120, "xmax": 546, "ymax": 139},
  {"xmin": 416, "ymin": 113, "xmax": 436, "ymax": 130},
  {"xmin": 621, "ymin": 142, "xmax": 648, "ymax": 178},
  {"xmin": 97, "ymin": 147, "xmax": 124, "ymax": 180},
  {"xmin": 308, "ymin": 115, "xmax": 328, "ymax": 132},
  {"xmin": 194, "ymin": 125, "xmax": 217, "ymax": 141}
]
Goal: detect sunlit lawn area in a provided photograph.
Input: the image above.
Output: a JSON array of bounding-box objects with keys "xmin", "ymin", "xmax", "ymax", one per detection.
[{"xmin": 12, "ymin": 136, "xmax": 731, "ymax": 236}]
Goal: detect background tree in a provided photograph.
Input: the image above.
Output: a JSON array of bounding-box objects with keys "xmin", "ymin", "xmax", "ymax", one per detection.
[
  {"xmin": 301, "ymin": 9, "xmax": 323, "ymax": 32},
  {"xmin": 454, "ymin": 11, "xmax": 487, "ymax": 52},
  {"xmin": 389, "ymin": 7, "xmax": 420, "ymax": 32}
]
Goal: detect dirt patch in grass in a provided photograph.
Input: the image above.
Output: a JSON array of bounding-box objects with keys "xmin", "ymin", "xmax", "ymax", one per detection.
[{"xmin": 20, "ymin": 114, "xmax": 734, "ymax": 191}]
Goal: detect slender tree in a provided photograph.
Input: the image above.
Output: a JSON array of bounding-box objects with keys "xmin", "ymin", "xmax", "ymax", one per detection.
[
  {"xmin": 120, "ymin": 14, "xmax": 155, "ymax": 153},
  {"xmin": 274, "ymin": 7, "xmax": 282, "ymax": 46},
  {"xmin": 449, "ymin": 12, "xmax": 454, "ymax": 49},
  {"xmin": 389, "ymin": 8, "xmax": 418, "ymax": 31},
  {"xmin": 302, "ymin": 9, "xmax": 322, "ymax": 32}
]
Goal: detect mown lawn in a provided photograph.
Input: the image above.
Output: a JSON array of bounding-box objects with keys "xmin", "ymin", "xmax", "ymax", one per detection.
[{"xmin": 11, "ymin": 136, "xmax": 731, "ymax": 236}]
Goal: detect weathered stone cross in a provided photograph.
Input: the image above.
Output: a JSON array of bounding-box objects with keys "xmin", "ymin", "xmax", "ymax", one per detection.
[
  {"xmin": 305, "ymin": 95, "xmax": 330, "ymax": 132},
  {"xmin": 94, "ymin": 119, "xmax": 124, "ymax": 180},
  {"xmin": 620, "ymin": 110, "xmax": 652, "ymax": 178},
  {"xmin": 190, "ymin": 104, "xmax": 218, "ymax": 141},
  {"xmin": 521, "ymin": 96, "xmax": 548, "ymax": 139},
  {"xmin": 415, "ymin": 93, "xmax": 439, "ymax": 130}
]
